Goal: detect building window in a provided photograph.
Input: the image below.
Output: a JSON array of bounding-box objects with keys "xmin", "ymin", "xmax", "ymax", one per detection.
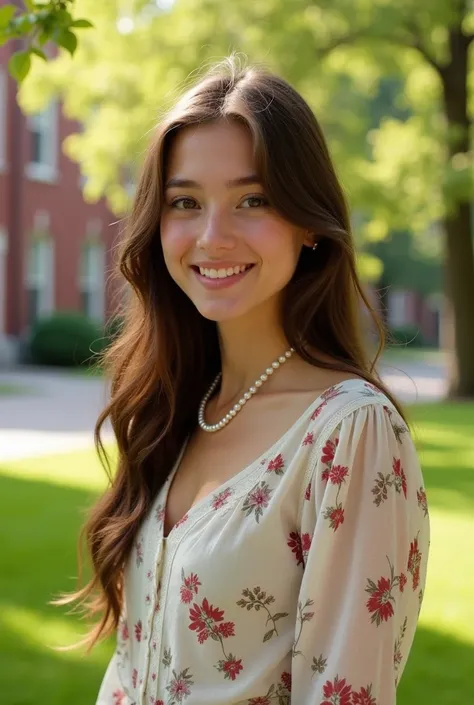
[
  {"xmin": 0, "ymin": 69, "xmax": 6, "ymax": 171},
  {"xmin": 26, "ymin": 236, "xmax": 55, "ymax": 326},
  {"xmin": 80, "ymin": 240, "xmax": 105, "ymax": 323},
  {"xmin": 25, "ymin": 101, "xmax": 58, "ymax": 182}
]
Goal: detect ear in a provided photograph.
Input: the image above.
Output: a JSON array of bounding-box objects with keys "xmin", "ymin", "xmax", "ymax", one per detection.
[{"xmin": 302, "ymin": 231, "xmax": 317, "ymax": 249}]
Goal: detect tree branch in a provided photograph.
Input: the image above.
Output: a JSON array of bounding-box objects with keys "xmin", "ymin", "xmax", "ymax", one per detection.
[{"xmin": 315, "ymin": 20, "xmax": 444, "ymax": 76}]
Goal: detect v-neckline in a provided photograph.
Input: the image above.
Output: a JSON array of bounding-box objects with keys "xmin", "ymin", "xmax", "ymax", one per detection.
[{"xmin": 160, "ymin": 377, "xmax": 363, "ymax": 541}]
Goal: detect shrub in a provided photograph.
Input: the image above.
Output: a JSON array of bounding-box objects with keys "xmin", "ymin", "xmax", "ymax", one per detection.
[{"xmin": 29, "ymin": 312, "xmax": 107, "ymax": 367}]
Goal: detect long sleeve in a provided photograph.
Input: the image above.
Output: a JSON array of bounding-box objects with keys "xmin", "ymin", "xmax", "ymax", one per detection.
[
  {"xmin": 291, "ymin": 401, "xmax": 430, "ymax": 704},
  {"xmin": 96, "ymin": 651, "xmax": 130, "ymax": 705}
]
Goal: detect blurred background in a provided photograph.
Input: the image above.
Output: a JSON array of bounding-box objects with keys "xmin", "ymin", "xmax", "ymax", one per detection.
[{"xmin": 0, "ymin": 1, "xmax": 472, "ymax": 704}]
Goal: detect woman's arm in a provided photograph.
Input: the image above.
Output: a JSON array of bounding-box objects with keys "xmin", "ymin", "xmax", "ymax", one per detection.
[{"xmin": 291, "ymin": 402, "xmax": 430, "ymax": 704}]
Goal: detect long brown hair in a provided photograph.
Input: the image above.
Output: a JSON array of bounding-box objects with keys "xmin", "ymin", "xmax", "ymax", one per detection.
[{"xmin": 61, "ymin": 56, "xmax": 404, "ymax": 649}]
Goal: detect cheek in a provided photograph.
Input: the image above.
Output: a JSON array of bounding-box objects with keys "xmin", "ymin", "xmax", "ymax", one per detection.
[{"xmin": 160, "ymin": 218, "xmax": 194, "ymax": 267}]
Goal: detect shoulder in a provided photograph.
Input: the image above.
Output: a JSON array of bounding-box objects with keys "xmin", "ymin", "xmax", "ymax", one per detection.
[{"xmin": 305, "ymin": 377, "xmax": 407, "ymax": 450}]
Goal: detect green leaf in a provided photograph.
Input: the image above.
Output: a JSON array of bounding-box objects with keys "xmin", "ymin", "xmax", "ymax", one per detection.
[
  {"xmin": 272, "ymin": 612, "xmax": 289, "ymax": 621},
  {"xmin": 55, "ymin": 9, "xmax": 74, "ymax": 28},
  {"xmin": 23, "ymin": 0, "xmax": 36, "ymax": 10},
  {"xmin": 8, "ymin": 50, "xmax": 31, "ymax": 82},
  {"xmin": 57, "ymin": 28, "xmax": 78, "ymax": 55},
  {"xmin": 263, "ymin": 629, "xmax": 274, "ymax": 642},
  {"xmin": 71, "ymin": 19, "xmax": 93, "ymax": 29},
  {"xmin": 31, "ymin": 47, "xmax": 47, "ymax": 61},
  {"xmin": 0, "ymin": 5, "xmax": 16, "ymax": 30}
]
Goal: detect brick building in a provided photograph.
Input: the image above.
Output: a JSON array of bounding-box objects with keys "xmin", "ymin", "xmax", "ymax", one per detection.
[{"xmin": 0, "ymin": 44, "xmax": 120, "ymax": 364}]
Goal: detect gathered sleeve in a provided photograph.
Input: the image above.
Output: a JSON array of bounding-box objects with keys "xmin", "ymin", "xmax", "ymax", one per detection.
[{"xmin": 291, "ymin": 401, "xmax": 430, "ymax": 704}]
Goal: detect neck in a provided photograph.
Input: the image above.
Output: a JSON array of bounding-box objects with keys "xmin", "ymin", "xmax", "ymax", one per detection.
[{"xmin": 214, "ymin": 303, "xmax": 291, "ymax": 409}]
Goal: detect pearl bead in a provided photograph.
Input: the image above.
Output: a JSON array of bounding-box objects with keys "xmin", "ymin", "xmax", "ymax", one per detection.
[{"xmin": 198, "ymin": 347, "xmax": 294, "ymax": 432}]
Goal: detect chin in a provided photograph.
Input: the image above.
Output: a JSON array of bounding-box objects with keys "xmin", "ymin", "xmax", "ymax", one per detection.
[{"xmin": 194, "ymin": 300, "xmax": 252, "ymax": 323}]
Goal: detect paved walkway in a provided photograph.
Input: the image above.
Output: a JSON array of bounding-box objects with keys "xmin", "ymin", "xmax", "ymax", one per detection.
[{"xmin": 0, "ymin": 358, "xmax": 448, "ymax": 462}]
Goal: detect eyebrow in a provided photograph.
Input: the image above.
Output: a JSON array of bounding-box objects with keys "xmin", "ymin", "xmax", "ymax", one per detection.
[{"xmin": 164, "ymin": 175, "xmax": 262, "ymax": 190}]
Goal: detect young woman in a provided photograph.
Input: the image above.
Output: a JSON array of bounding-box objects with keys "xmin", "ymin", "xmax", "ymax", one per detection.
[{"xmin": 73, "ymin": 58, "xmax": 430, "ymax": 705}]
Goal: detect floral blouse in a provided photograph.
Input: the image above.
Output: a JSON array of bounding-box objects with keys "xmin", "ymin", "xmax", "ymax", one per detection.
[{"xmin": 96, "ymin": 378, "xmax": 430, "ymax": 705}]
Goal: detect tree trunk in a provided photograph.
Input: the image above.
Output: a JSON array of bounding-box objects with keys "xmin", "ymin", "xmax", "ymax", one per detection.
[{"xmin": 440, "ymin": 26, "xmax": 474, "ymax": 397}]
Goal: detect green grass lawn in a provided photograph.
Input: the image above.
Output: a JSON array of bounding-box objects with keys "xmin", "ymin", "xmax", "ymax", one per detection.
[{"xmin": 0, "ymin": 403, "xmax": 472, "ymax": 704}]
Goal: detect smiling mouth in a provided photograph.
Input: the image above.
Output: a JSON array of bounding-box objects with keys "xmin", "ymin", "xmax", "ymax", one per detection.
[{"xmin": 191, "ymin": 264, "xmax": 254, "ymax": 280}]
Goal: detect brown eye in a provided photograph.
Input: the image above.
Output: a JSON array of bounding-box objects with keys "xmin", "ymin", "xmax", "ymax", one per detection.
[
  {"xmin": 172, "ymin": 197, "xmax": 198, "ymax": 210},
  {"xmin": 241, "ymin": 195, "xmax": 268, "ymax": 208}
]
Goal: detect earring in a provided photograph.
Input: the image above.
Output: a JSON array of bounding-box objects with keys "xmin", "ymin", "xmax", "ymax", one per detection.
[{"xmin": 312, "ymin": 242, "xmax": 318, "ymax": 251}]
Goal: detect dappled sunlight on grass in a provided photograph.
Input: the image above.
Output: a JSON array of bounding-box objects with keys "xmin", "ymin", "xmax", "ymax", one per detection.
[
  {"xmin": 0, "ymin": 604, "xmax": 109, "ymax": 663},
  {"xmin": 0, "ymin": 444, "xmax": 116, "ymax": 491}
]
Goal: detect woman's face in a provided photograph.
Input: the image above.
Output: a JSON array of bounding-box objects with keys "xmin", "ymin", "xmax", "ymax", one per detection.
[{"xmin": 160, "ymin": 119, "xmax": 311, "ymax": 323}]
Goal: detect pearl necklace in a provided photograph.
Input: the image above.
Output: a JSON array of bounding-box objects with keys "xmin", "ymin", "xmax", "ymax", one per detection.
[{"xmin": 198, "ymin": 347, "xmax": 295, "ymax": 433}]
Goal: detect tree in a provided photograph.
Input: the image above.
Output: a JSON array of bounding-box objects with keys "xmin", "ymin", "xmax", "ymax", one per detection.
[
  {"xmin": 0, "ymin": 0, "xmax": 91, "ymax": 81},
  {"xmin": 11, "ymin": 0, "xmax": 474, "ymax": 397}
]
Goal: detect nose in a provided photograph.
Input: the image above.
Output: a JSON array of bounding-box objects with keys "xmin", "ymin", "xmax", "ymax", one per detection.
[{"xmin": 196, "ymin": 209, "xmax": 235, "ymax": 251}]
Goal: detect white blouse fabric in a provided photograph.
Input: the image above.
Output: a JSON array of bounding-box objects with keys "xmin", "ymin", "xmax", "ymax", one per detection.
[{"xmin": 96, "ymin": 379, "xmax": 430, "ymax": 705}]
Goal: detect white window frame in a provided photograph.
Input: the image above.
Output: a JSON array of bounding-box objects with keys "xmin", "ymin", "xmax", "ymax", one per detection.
[
  {"xmin": 0, "ymin": 227, "xmax": 7, "ymax": 334},
  {"xmin": 79, "ymin": 238, "xmax": 105, "ymax": 324},
  {"xmin": 25, "ymin": 100, "xmax": 59, "ymax": 183},
  {"xmin": 26, "ymin": 214, "xmax": 55, "ymax": 325},
  {"xmin": 0, "ymin": 68, "xmax": 6, "ymax": 172}
]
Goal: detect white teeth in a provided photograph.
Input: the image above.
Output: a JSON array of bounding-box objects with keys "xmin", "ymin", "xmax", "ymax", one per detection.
[{"xmin": 197, "ymin": 264, "xmax": 252, "ymax": 279}]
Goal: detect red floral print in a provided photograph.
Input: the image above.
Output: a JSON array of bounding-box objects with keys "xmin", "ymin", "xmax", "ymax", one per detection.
[
  {"xmin": 216, "ymin": 653, "xmax": 243, "ymax": 681},
  {"xmin": 321, "ymin": 437, "xmax": 339, "ymax": 465},
  {"xmin": 329, "ymin": 464, "xmax": 349, "ymax": 485},
  {"xmin": 366, "ymin": 559, "xmax": 399, "ymax": 626},
  {"xmin": 119, "ymin": 620, "xmax": 129, "ymax": 642},
  {"xmin": 408, "ymin": 536, "xmax": 422, "ymax": 590},
  {"xmin": 155, "ymin": 503, "xmax": 165, "ymax": 524},
  {"xmin": 392, "ymin": 458, "xmax": 408, "ymax": 498},
  {"xmin": 321, "ymin": 675, "xmax": 353, "ymax": 705},
  {"xmin": 241, "ymin": 481, "xmax": 272, "ymax": 523},
  {"xmin": 112, "ymin": 690, "xmax": 126, "ymax": 705},
  {"xmin": 302, "ymin": 431, "xmax": 314, "ymax": 446},
  {"xmin": 175, "ymin": 513, "xmax": 189, "ymax": 529},
  {"xmin": 287, "ymin": 531, "xmax": 304, "ymax": 566},
  {"xmin": 311, "ymin": 402, "xmax": 327, "ymax": 420},
  {"xmin": 383, "ymin": 405, "xmax": 408, "ymax": 443},
  {"xmin": 399, "ymin": 572, "xmax": 407, "ymax": 592},
  {"xmin": 180, "ymin": 570, "xmax": 202, "ymax": 604},
  {"xmin": 247, "ymin": 698, "xmax": 270, "ymax": 705},
  {"xmin": 134, "ymin": 620, "xmax": 142, "ymax": 642},
  {"xmin": 135, "ymin": 538, "xmax": 144, "ymax": 567},
  {"xmin": 166, "ymin": 667, "xmax": 194, "ymax": 704},
  {"xmin": 324, "ymin": 504, "xmax": 345, "ymax": 531},
  {"xmin": 267, "ymin": 453, "xmax": 285, "ymax": 474},
  {"xmin": 211, "ymin": 487, "xmax": 233, "ymax": 510},
  {"xmin": 321, "ymin": 385, "xmax": 348, "ymax": 403},
  {"xmin": 305, "ymin": 481, "xmax": 312, "ymax": 500},
  {"xmin": 184, "ymin": 578, "xmax": 242, "ymax": 681},
  {"xmin": 372, "ymin": 456, "xmax": 408, "ymax": 506},
  {"xmin": 352, "ymin": 683, "xmax": 377, "ymax": 704},
  {"xmin": 287, "ymin": 530, "xmax": 311, "ymax": 565},
  {"xmin": 281, "ymin": 671, "xmax": 291, "ymax": 691},
  {"xmin": 132, "ymin": 668, "xmax": 138, "ymax": 689},
  {"xmin": 417, "ymin": 487, "xmax": 429, "ymax": 516}
]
